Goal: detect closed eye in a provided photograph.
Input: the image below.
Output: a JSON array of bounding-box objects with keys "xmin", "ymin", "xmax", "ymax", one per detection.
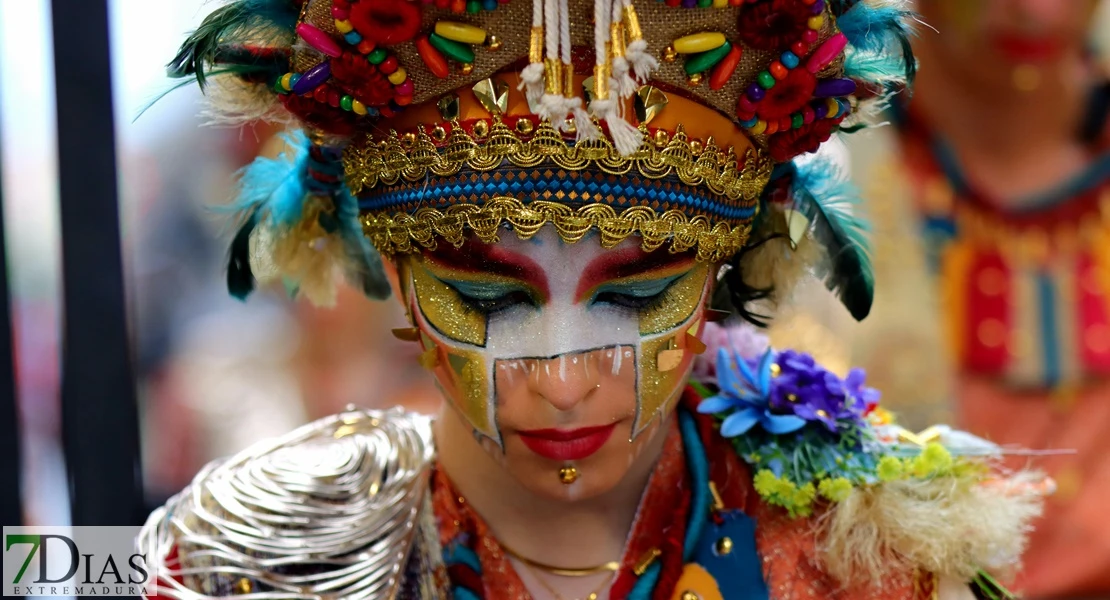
[
  {"xmin": 591, "ymin": 274, "xmax": 683, "ymax": 310},
  {"xmin": 439, "ymin": 277, "xmax": 538, "ymax": 315}
]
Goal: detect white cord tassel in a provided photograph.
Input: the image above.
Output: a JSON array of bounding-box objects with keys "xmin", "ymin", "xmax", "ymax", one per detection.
[
  {"xmin": 518, "ymin": 0, "xmax": 545, "ymax": 111},
  {"xmin": 621, "ymin": 0, "xmax": 658, "ymax": 83},
  {"xmin": 609, "ymin": 0, "xmax": 637, "ymax": 99}
]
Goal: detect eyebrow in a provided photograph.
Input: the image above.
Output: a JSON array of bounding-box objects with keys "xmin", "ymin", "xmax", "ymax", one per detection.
[
  {"xmin": 574, "ymin": 246, "xmax": 696, "ymax": 302},
  {"xmin": 423, "ymin": 239, "xmax": 550, "ymax": 300}
]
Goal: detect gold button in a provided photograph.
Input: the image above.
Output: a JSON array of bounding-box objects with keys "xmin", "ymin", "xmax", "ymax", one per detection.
[
  {"xmin": 559, "ymin": 466, "xmax": 578, "ymax": 484},
  {"xmin": 681, "ymin": 592, "xmax": 700, "ymax": 600},
  {"xmin": 714, "ymin": 537, "xmax": 733, "ymax": 556}
]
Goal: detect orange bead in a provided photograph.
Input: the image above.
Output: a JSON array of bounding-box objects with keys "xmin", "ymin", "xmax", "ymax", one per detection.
[
  {"xmin": 764, "ymin": 119, "xmax": 779, "ymax": 135},
  {"xmin": 769, "ymin": 61, "xmax": 788, "ymax": 80},
  {"xmin": 415, "ymin": 35, "xmax": 450, "ymax": 79},
  {"xmin": 450, "ymin": 0, "xmax": 466, "ymax": 12},
  {"xmin": 709, "ymin": 45, "xmax": 742, "ymax": 91},
  {"xmin": 394, "ymin": 94, "xmax": 413, "ymax": 106},
  {"xmin": 357, "ymin": 39, "xmax": 376, "ymax": 55}
]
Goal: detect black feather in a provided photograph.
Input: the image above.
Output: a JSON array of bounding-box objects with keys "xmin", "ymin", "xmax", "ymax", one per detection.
[{"xmin": 227, "ymin": 210, "xmax": 260, "ymax": 300}]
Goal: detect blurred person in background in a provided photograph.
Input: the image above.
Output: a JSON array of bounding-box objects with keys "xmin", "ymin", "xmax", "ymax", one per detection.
[{"xmin": 776, "ymin": 1, "xmax": 1110, "ymax": 597}]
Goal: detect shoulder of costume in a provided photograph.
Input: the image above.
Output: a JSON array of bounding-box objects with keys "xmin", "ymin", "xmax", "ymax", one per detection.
[
  {"xmin": 138, "ymin": 408, "xmax": 444, "ymax": 599},
  {"xmin": 690, "ymin": 322, "xmax": 1051, "ymax": 598}
]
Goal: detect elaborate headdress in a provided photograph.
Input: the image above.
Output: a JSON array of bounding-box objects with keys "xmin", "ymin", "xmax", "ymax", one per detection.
[{"xmin": 172, "ymin": 0, "xmax": 914, "ymax": 317}]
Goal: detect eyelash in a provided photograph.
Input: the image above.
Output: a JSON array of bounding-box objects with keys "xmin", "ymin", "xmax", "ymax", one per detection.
[
  {"xmin": 439, "ymin": 274, "xmax": 683, "ymax": 315},
  {"xmin": 592, "ymin": 275, "xmax": 682, "ymax": 311}
]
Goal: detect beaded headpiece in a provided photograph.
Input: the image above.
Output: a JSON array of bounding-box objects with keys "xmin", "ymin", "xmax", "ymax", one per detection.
[{"xmin": 172, "ymin": 0, "xmax": 914, "ymax": 318}]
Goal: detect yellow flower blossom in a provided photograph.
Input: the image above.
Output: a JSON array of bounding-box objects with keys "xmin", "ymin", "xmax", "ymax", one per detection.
[
  {"xmin": 818, "ymin": 477, "xmax": 854, "ymax": 502},
  {"xmin": 876, "ymin": 455, "xmax": 905, "ymax": 481}
]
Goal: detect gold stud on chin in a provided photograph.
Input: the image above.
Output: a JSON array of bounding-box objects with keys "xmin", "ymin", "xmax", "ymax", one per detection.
[{"xmin": 559, "ymin": 465, "xmax": 578, "ymax": 484}]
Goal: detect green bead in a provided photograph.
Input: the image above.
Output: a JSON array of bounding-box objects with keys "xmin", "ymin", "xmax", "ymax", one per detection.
[
  {"xmin": 684, "ymin": 41, "xmax": 732, "ymax": 76},
  {"xmin": 757, "ymin": 70, "xmax": 775, "ymax": 89},
  {"xmin": 467, "ymin": 0, "xmax": 482, "ymax": 12},
  {"xmin": 429, "ymin": 32, "xmax": 476, "ymax": 64},
  {"xmin": 273, "ymin": 79, "xmax": 287, "ymax": 94},
  {"xmin": 341, "ymin": 95, "xmax": 354, "ymax": 111},
  {"xmin": 792, "ymin": 113, "xmax": 804, "ymax": 129},
  {"xmin": 696, "ymin": 0, "xmax": 712, "ymax": 6},
  {"xmin": 368, "ymin": 48, "xmax": 387, "ymax": 64}
]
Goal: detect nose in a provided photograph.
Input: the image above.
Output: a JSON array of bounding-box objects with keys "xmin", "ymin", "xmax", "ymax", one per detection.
[{"xmin": 528, "ymin": 351, "xmax": 602, "ymax": 412}]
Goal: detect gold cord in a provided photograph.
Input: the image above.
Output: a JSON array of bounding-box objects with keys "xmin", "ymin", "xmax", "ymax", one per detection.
[
  {"xmin": 499, "ymin": 541, "xmax": 620, "ymax": 578},
  {"xmin": 522, "ymin": 562, "xmax": 617, "ymax": 600}
]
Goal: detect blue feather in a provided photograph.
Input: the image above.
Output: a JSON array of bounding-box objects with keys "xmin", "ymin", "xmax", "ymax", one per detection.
[
  {"xmin": 335, "ymin": 188, "xmax": 391, "ymax": 300},
  {"xmin": 836, "ymin": 0, "xmax": 917, "ymax": 83},
  {"xmin": 231, "ymin": 130, "xmax": 311, "ymax": 226},
  {"xmin": 790, "ymin": 157, "xmax": 874, "ymax": 321}
]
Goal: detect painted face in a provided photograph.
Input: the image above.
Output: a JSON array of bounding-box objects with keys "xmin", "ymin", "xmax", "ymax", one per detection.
[
  {"xmin": 399, "ymin": 227, "xmax": 712, "ymax": 499},
  {"xmin": 919, "ymin": 0, "xmax": 1098, "ymax": 90}
]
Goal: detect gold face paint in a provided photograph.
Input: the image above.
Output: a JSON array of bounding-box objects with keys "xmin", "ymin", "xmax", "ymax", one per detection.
[{"xmin": 410, "ymin": 259, "xmax": 488, "ymax": 346}]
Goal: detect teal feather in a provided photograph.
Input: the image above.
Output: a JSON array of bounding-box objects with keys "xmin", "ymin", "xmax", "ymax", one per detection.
[
  {"xmin": 843, "ymin": 49, "xmax": 910, "ymax": 86},
  {"xmin": 232, "ymin": 130, "xmax": 311, "ymax": 226},
  {"xmin": 790, "ymin": 157, "xmax": 874, "ymax": 321},
  {"xmin": 836, "ymin": 0, "xmax": 917, "ymax": 83},
  {"xmin": 168, "ymin": 0, "xmax": 299, "ymax": 87},
  {"xmin": 335, "ymin": 188, "xmax": 391, "ymax": 300}
]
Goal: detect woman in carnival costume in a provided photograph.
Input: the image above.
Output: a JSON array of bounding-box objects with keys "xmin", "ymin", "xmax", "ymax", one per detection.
[{"xmin": 140, "ymin": 0, "xmax": 1047, "ymax": 598}]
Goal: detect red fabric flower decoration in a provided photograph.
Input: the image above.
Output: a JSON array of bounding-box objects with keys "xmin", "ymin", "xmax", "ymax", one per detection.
[
  {"xmin": 280, "ymin": 94, "xmax": 358, "ymax": 136},
  {"xmin": 330, "ymin": 52, "xmax": 394, "ymax": 106},
  {"xmin": 737, "ymin": 0, "xmax": 813, "ymax": 51},
  {"xmin": 349, "ymin": 0, "xmax": 421, "ymax": 46},
  {"xmin": 755, "ymin": 67, "xmax": 816, "ymax": 121},
  {"xmin": 767, "ymin": 117, "xmax": 842, "ymax": 162}
]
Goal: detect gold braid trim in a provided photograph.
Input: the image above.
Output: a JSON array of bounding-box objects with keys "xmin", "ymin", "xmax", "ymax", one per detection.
[
  {"xmin": 362, "ymin": 197, "xmax": 753, "ymax": 262},
  {"xmin": 344, "ymin": 119, "xmax": 772, "ymax": 203}
]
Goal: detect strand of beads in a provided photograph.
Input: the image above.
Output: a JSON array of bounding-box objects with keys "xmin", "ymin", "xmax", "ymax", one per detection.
[{"xmin": 426, "ymin": 0, "xmax": 511, "ymax": 13}]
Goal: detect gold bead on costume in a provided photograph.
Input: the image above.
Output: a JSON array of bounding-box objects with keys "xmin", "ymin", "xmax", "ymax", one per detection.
[
  {"xmin": 472, "ymin": 119, "xmax": 490, "ymax": 138},
  {"xmin": 515, "ymin": 118, "xmax": 535, "ymax": 135},
  {"xmin": 714, "ymin": 537, "xmax": 733, "ymax": 556},
  {"xmin": 486, "ymin": 34, "xmax": 502, "ymax": 51},
  {"xmin": 559, "ymin": 466, "xmax": 578, "ymax": 484},
  {"xmin": 662, "ymin": 45, "xmax": 678, "ymax": 63},
  {"xmin": 460, "ymin": 62, "xmax": 475, "ymax": 75},
  {"xmin": 687, "ymin": 73, "xmax": 703, "ymax": 87}
]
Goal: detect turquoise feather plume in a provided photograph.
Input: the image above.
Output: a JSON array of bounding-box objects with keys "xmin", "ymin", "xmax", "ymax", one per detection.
[
  {"xmin": 224, "ymin": 131, "xmax": 390, "ymax": 302},
  {"xmin": 168, "ymin": 0, "xmax": 299, "ymax": 87},
  {"xmin": 790, "ymin": 157, "xmax": 874, "ymax": 321},
  {"xmin": 836, "ymin": 0, "xmax": 917, "ymax": 83}
]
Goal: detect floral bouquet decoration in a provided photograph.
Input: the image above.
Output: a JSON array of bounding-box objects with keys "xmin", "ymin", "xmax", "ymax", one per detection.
[{"xmin": 691, "ymin": 323, "xmax": 1053, "ymax": 597}]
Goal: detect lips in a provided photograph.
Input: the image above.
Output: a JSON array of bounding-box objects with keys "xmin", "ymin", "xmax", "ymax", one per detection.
[
  {"xmin": 518, "ymin": 424, "xmax": 617, "ymax": 461},
  {"xmin": 991, "ymin": 34, "xmax": 1062, "ymax": 63}
]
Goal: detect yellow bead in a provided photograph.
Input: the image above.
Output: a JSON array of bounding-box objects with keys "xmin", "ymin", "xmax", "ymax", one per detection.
[
  {"xmin": 280, "ymin": 73, "xmax": 293, "ymax": 91},
  {"xmin": 712, "ymin": 0, "xmax": 728, "ymax": 5},
  {"xmin": 351, "ymin": 99, "xmax": 367, "ymax": 115},
  {"xmin": 434, "ymin": 21, "xmax": 487, "ymax": 45},
  {"xmin": 807, "ymin": 15, "xmax": 825, "ymax": 30},
  {"xmin": 388, "ymin": 67, "xmax": 408, "ymax": 85},
  {"xmin": 672, "ymin": 32, "xmax": 726, "ymax": 54},
  {"xmin": 335, "ymin": 19, "xmax": 354, "ymax": 34},
  {"xmin": 750, "ymin": 120, "xmax": 767, "ymax": 135},
  {"xmin": 826, "ymin": 98, "xmax": 839, "ymax": 118}
]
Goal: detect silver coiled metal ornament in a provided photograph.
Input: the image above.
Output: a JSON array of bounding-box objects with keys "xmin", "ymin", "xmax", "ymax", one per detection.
[{"xmin": 138, "ymin": 408, "xmax": 437, "ymax": 600}]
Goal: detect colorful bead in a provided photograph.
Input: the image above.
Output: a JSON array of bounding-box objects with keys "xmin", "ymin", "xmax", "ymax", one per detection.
[
  {"xmin": 791, "ymin": 42, "xmax": 808, "ymax": 57},
  {"xmin": 749, "ymin": 120, "xmax": 767, "ymax": 134},
  {"xmin": 395, "ymin": 94, "xmax": 414, "ymax": 106},
  {"xmin": 450, "ymin": 0, "xmax": 465, "ymax": 11},
  {"xmin": 335, "ymin": 19, "xmax": 354, "ymax": 34},
  {"xmin": 291, "ymin": 61, "xmax": 331, "ymax": 94},
  {"xmin": 810, "ymin": 0, "xmax": 825, "ymax": 14},
  {"xmin": 328, "ymin": 89, "xmax": 341, "ymax": 107},
  {"xmin": 344, "ymin": 31, "xmax": 363, "ymax": 45},
  {"xmin": 792, "ymin": 113, "xmax": 804, "ymax": 129},
  {"xmin": 428, "ymin": 32, "xmax": 476, "ymax": 63},
  {"xmin": 764, "ymin": 119, "xmax": 779, "ymax": 135},
  {"xmin": 778, "ymin": 116, "xmax": 792, "ymax": 131},
  {"xmin": 331, "ymin": 6, "xmax": 350, "ymax": 20},
  {"xmin": 739, "ymin": 116, "xmax": 758, "ymax": 128},
  {"xmin": 757, "ymin": 70, "xmax": 775, "ymax": 89},
  {"xmin": 351, "ymin": 99, "xmax": 368, "ymax": 115},
  {"xmin": 387, "ymin": 67, "xmax": 408, "ymax": 85},
  {"xmin": 296, "ymin": 23, "xmax": 343, "ymax": 57},
  {"xmin": 673, "ymin": 32, "xmax": 726, "ymax": 54},
  {"xmin": 806, "ymin": 33, "xmax": 847, "ymax": 74},
  {"xmin": 709, "ymin": 44, "xmax": 742, "ymax": 90},
  {"xmin": 781, "ymin": 51, "xmax": 799, "ymax": 69},
  {"xmin": 712, "ymin": 0, "xmax": 728, "ymax": 6},
  {"xmin": 801, "ymin": 29, "xmax": 818, "ymax": 44},
  {"xmin": 483, "ymin": 0, "xmax": 498, "ymax": 9},
  {"xmin": 396, "ymin": 78, "xmax": 415, "ymax": 96},
  {"xmin": 737, "ymin": 94, "xmax": 757, "ymax": 114},
  {"xmin": 280, "ymin": 73, "xmax": 294, "ymax": 91},
  {"xmin": 814, "ymin": 78, "xmax": 856, "ymax": 97},
  {"xmin": 769, "ymin": 61, "xmax": 788, "ymax": 80},
  {"xmin": 313, "ymin": 86, "xmax": 329, "ymax": 102},
  {"xmin": 379, "ymin": 56, "xmax": 399, "ymax": 75},
  {"xmin": 684, "ymin": 41, "xmax": 731, "ymax": 75},
  {"xmin": 416, "ymin": 35, "xmax": 450, "ymax": 79},
  {"xmin": 467, "ymin": 0, "xmax": 481, "ymax": 12},
  {"xmin": 341, "ymin": 95, "xmax": 354, "ymax": 111},
  {"xmin": 807, "ymin": 14, "xmax": 825, "ymax": 30},
  {"xmin": 368, "ymin": 48, "xmax": 387, "ymax": 64},
  {"xmin": 697, "ymin": 0, "xmax": 712, "ymax": 7},
  {"xmin": 357, "ymin": 39, "xmax": 376, "ymax": 55},
  {"xmin": 802, "ymin": 105, "xmax": 815, "ymax": 124},
  {"xmin": 813, "ymin": 101, "xmax": 828, "ymax": 120},
  {"xmin": 435, "ymin": 21, "xmax": 487, "ymax": 44},
  {"xmin": 746, "ymin": 83, "xmax": 766, "ymax": 101}
]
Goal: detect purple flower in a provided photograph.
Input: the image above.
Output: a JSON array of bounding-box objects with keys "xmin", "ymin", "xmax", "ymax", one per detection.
[{"xmin": 769, "ymin": 350, "xmax": 873, "ymax": 433}]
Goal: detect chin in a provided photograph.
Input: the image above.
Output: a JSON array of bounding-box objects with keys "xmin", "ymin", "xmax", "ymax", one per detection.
[{"xmin": 498, "ymin": 418, "xmax": 663, "ymax": 502}]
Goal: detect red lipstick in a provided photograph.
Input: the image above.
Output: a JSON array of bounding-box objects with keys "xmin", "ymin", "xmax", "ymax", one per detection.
[
  {"xmin": 518, "ymin": 424, "xmax": 617, "ymax": 461},
  {"xmin": 992, "ymin": 34, "xmax": 1062, "ymax": 63}
]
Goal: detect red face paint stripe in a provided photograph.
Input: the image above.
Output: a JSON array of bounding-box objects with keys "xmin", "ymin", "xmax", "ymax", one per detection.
[
  {"xmin": 423, "ymin": 239, "xmax": 551, "ymax": 301},
  {"xmin": 574, "ymin": 246, "xmax": 697, "ymax": 303}
]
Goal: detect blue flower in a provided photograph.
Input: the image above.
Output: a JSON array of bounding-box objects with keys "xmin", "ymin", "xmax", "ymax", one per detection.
[{"xmin": 697, "ymin": 348, "xmax": 806, "ymax": 437}]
